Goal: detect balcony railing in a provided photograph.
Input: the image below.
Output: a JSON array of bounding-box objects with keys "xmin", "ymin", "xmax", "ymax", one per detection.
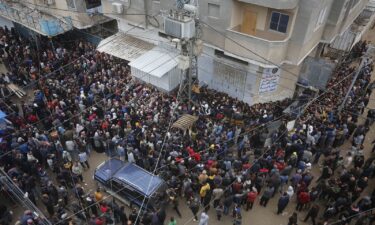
[
  {"xmin": 225, "ymin": 26, "xmax": 290, "ymax": 64},
  {"xmin": 0, "ymin": 2, "xmax": 72, "ymax": 36},
  {"xmin": 237, "ymin": 0, "xmax": 299, "ymax": 9}
]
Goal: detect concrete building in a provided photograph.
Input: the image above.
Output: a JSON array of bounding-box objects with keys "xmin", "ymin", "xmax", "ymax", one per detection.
[
  {"xmin": 0, "ymin": 0, "xmax": 109, "ymax": 36},
  {"xmin": 98, "ymin": 0, "xmax": 372, "ymax": 104}
]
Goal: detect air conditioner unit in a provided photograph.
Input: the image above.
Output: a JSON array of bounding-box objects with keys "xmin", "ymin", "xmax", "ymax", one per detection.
[
  {"xmin": 164, "ymin": 16, "xmax": 195, "ymax": 39},
  {"xmin": 46, "ymin": 0, "xmax": 55, "ymax": 5},
  {"xmin": 119, "ymin": 0, "xmax": 130, "ymax": 8},
  {"xmin": 112, "ymin": 3, "xmax": 124, "ymax": 14}
]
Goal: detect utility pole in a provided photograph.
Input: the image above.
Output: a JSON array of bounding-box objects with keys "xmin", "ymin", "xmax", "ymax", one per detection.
[
  {"xmin": 338, "ymin": 57, "xmax": 367, "ymax": 113},
  {"xmin": 187, "ymin": 40, "xmax": 193, "ymax": 109},
  {"xmin": 144, "ymin": 0, "xmax": 148, "ymax": 29},
  {"xmin": 164, "ymin": 0, "xmax": 202, "ymax": 110}
]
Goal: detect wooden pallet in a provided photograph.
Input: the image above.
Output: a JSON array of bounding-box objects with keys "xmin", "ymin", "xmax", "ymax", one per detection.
[{"xmin": 7, "ymin": 83, "xmax": 26, "ymax": 98}]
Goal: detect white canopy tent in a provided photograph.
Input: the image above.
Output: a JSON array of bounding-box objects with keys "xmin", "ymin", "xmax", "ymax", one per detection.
[{"xmin": 129, "ymin": 47, "xmax": 182, "ymax": 92}]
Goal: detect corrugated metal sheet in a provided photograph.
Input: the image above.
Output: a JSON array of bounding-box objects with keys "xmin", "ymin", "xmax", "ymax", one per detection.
[
  {"xmin": 129, "ymin": 47, "xmax": 181, "ymax": 92},
  {"xmin": 96, "ymin": 32, "xmax": 154, "ymax": 61},
  {"xmin": 129, "ymin": 47, "xmax": 179, "ymax": 78},
  {"xmin": 331, "ymin": 29, "xmax": 356, "ymax": 52},
  {"xmin": 299, "ymin": 56, "xmax": 336, "ymax": 90}
]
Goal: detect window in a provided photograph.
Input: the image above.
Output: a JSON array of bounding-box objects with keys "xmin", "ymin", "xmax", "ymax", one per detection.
[
  {"xmin": 85, "ymin": 0, "xmax": 101, "ymax": 9},
  {"xmin": 66, "ymin": 0, "xmax": 76, "ymax": 9},
  {"xmin": 315, "ymin": 7, "xmax": 327, "ymax": 29},
  {"xmin": 269, "ymin": 12, "xmax": 289, "ymax": 33},
  {"xmin": 208, "ymin": 3, "xmax": 220, "ymax": 18}
]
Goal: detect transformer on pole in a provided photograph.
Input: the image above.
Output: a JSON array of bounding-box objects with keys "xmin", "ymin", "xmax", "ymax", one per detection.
[{"xmin": 163, "ymin": 0, "xmax": 202, "ymax": 110}]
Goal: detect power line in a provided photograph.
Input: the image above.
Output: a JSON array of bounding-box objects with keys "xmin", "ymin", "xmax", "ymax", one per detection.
[
  {"xmin": 53, "ymin": 107, "xmax": 293, "ymax": 224},
  {"xmin": 8, "ymin": 0, "xmax": 155, "ymax": 17},
  {"xmin": 2, "ymin": 6, "xmax": 369, "ymax": 223},
  {"xmin": 0, "ymin": 11, "xmax": 160, "ymax": 102},
  {"xmin": 328, "ymin": 207, "xmax": 375, "ymax": 225},
  {"xmin": 53, "ymin": 52, "xmax": 366, "ymax": 223},
  {"xmin": 180, "ymin": 67, "xmax": 370, "ymax": 225},
  {"xmin": 200, "ymin": 20, "xmax": 315, "ymax": 80}
]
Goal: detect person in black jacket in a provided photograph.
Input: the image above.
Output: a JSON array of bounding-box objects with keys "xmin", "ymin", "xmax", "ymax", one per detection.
[
  {"xmin": 304, "ymin": 204, "xmax": 320, "ymax": 225},
  {"xmin": 288, "ymin": 212, "xmax": 298, "ymax": 225},
  {"xmin": 128, "ymin": 208, "xmax": 138, "ymax": 225},
  {"xmin": 187, "ymin": 196, "xmax": 200, "ymax": 221},
  {"xmin": 157, "ymin": 207, "xmax": 166, "ymax": 225},
  {"xmin": 118, "ymin": 206, "xmax": 128, "ymax": 225},
  {"xmin": 277, "ymin": 193, "xmax": 290, "ymax": 215}
]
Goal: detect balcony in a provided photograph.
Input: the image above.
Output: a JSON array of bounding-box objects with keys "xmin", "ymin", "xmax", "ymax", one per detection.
[
  {"xmin": 0, "ymin": 1, "xmax": 72, "ymax": 36},
  {"xmin": 225, "ymin": 26, "xmax": 289, "ymax": 64},
  {"xmin": 237, "ymin": 0, "xmax": 299, "ymax": 10}
]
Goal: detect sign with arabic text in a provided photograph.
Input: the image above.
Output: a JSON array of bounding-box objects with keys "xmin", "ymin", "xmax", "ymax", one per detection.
[{"xmin": 259, "ymin": 67, "xmax": 280, "ymax": 94}]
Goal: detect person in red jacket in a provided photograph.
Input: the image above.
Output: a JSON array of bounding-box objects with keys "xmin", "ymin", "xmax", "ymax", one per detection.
[
  {"xmin": 296, "ymin": 189, "xmax": 310, "ymax": 211},
  {"xmin": 232, "ymin": 179, "xmax": 243, "ymax": 194},
  {"xmin": 246, "ymin": 188, "xmax": 258, "ymax": 211}
]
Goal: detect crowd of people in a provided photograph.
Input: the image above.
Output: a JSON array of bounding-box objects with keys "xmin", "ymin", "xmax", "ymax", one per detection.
[{"xmin": 0, "ymin": 25, "xmax": 374, "ymax": 225}]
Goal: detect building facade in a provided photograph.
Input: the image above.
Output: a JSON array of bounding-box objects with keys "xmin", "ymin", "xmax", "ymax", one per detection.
[
  {"xmin": 99, "ymin": 0, "xmax": 372, "ymax": 105},
  {"xmin": 0, "ymin": 0, "xmax": 109, "ymax": 36}
]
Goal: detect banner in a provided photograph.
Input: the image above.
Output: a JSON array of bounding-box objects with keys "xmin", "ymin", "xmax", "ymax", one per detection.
[{"xmin": 259, "ymin": 67, "xmax": 280, "ymax": 94}]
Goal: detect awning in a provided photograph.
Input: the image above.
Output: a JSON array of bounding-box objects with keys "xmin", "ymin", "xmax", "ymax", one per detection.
[
  {"xmin": 0, "ymin": 2, "xmax": 72, "ymax": 36},
  {"xmin": 129, "ymin": 47, "xmax": 179, "ymax": 78},
  {"xmin": 97, "ymin": 32, "xmax": 154, "ymax": 61},
  {"xmin": 172, "ymin": 114, "xmax": 198, "ymax": 131}
]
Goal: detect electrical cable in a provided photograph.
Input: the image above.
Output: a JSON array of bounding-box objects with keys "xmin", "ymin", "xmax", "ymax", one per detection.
[
  {"xmin": 8, "ymin": 0, "xmax": 153, "ymax": 17},
  {"xmin": 0, "ymin": 29, "xmax": 362, "ymax": 167},
  {"xmin": 0, "ymin": 14, "xmax": 362, "ymax": 165},
  {"xmin": 200, "ymin": 20, "xmax": 325, "ymax": 80},
  {"xmin": 327, "ymin": 207, "xmax": 375, "ymax": 225},
  {"xmin": 195, "ymin": 20, "xmax": 374, "ymax": 120},
  {"xmin": 53, "ymin": 61, "xmax": 366, "ymax": 222},
  {"xmin": 53, "ymin": 106, "xmax": 295, "ymax": 225},
  {"xmin": 0, "ymin": 12, "xmax": 164, "ymax": 140},
  {"xmin": 1, "ymin": 7, "xmax": 372, "ymax": 223}
]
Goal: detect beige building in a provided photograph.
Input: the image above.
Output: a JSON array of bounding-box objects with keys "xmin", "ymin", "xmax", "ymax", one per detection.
[
  {"xmin": 0, "ymin": 0, "xmax": 109, "ymax": 36},
  {"xmin": 99, "ymin": 0, "xmax": 371, "ymax": 104}
]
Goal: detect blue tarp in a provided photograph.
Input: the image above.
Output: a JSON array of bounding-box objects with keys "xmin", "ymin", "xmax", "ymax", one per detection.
[
  {"xmin": 113, "ymin": 163, "xmax": 164, "ymax": 197},
  {"xmin": 95, "ymin": 158, "xmax": 164, "ymax": 197},
  {"xmin": 94, "ymin": 158, "xmax": 125, "ymax": 183},
  {"xmin": 39, "ymin": 19, "xmax": 64, "ymax": 36},
  {"xmin": 0, "ymin": 110, "xmax": 6, "ymax": 120}
]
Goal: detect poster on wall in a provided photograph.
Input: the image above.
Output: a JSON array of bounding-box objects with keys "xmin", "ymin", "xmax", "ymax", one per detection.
[{"xmin": 259, "ymin": 67, "xmax": 281, "ymax": 94}]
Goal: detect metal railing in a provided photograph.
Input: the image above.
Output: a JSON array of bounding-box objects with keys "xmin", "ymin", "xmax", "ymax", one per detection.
[{"xmin": 0, "ymin": 169, "xmax": 52, "ymax": 225}]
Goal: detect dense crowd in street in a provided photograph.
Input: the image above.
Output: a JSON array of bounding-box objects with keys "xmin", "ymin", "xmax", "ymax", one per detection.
[{"xmin": 0, "ymin": 25, "xmax": 375, "ymax": 225}]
